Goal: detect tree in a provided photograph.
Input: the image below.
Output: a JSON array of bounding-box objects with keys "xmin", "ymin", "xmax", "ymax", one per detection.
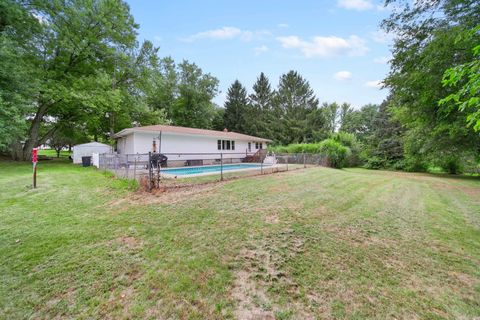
[
  {"xmin": 274, "ymin": 71, "xmax": 319, "ymax": 144},
  {"xmin": 170, "ymin": 61, "xmax": 219, "ymax": 128},
  {"xmin": 247, "ymin": 72, "xmax": 275, "ymax": 139},
  {"xmin": 321, "ymin": 102, "xmax": 340, "ymax": 134},
  {"xmin": 338, "ymin": 103, "xmax": 353, "ymax": 130},
  {"xmin": 2, "ymin": 0, "xmax": 139, "ymax": 160},
  {"xmin": 341, "ymin": 104, "xmax": 379, "ymax": 141},
  {"xmin": 440, "ymin": 26, "xmax": 480, "ymax": 131},
  {"xmin": 365, "ymin": 99, "xmax": 404, "ymax": 169},
  {"xmin": 223, "ymin": 80, "xmax": 249, "ymax": 133},
  {"xmin": 381, "ymin": 0, "xmax": 480, "ymax": 172}
]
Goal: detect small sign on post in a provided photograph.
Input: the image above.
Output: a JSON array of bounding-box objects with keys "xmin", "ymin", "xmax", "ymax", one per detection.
[{"xmin": 32, "ymin": 147, "xmax": 38, "ymax": 188}]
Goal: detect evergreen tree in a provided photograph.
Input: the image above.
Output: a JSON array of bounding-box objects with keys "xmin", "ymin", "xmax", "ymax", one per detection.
[
  {"xmin": 248, "ymin": 72, "xmax": 274, "ymax": 138},
  {"xmin": 223, "ymin": 80, "xmax": 249, "ymax": 133},
  {"xmin": 275, "ymin": 71, "xmax": 319, "ymax": 144},
  {"xmin": 368, "ymin": 100, "xmax": 404, "ymax": 165}
]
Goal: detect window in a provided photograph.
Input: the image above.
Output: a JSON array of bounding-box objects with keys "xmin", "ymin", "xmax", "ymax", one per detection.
[
  {"xmin": 255, "ymin": 142, "xmax": 259, "ymax": 149},
  {"xmin": 248, "ymin": 142, "xmax": 251, "ymax": 151},
  {"xmin": 219, "ymin": 139, "xmax": 235, "ymax": 150},
  {"xmin": 259, "ymin": 143, "xmax": 263, "ymax": 149}
]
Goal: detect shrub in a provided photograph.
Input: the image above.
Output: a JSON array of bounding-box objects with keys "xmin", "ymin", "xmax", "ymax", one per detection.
[
  {"xmin": 364, "ymin": 156, "xmax": 385, "ymax": 169},
  {"xmin": 269, "ymin": 143, "xmax": 321, "ymax": 154},
  {"xmin": 330, "ymin": 132, "xmax": 361, "ymax": 166},
  {"xmin": 403, "ymin": 157, "xmax": 428, "ymax": 172},
  {"xmin": 318, "ymin": 139, "xmax": 351, "ymax": 168}
]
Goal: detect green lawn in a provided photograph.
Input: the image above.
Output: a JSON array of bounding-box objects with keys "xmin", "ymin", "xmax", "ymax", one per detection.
[
  {"xmin": 1, "ymin": 160, "xmax": 479, "ymax": 319},
  {"xmin": 37, "ymin": 148, "xmax": 72, "ymax": 158}
]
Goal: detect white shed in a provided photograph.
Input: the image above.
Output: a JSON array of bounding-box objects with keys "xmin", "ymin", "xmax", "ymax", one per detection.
[{"xmin": 72, "ymin": 142, "xmax": 112, "ymax": 164}]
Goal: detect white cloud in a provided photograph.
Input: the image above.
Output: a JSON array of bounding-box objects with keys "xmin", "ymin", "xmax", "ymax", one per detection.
[
  {"xmin": 182, "ymin": 26, "xmax": 270, "ymax": 42},
  {"xmin": 334, "ymin": 71, "xmax": 352, "ymax": 81},
  {"xmin": 277, "ymin": 35, "xmax": 368, "ymax": 58},
  {"xmin": 254, "ymin": 45, "xmax": 269, "ymax": 55},
  {"xmin": 277, "ymin": 23, "xmax": 289, "ymax": 28},
  {"xmin": 337, "ymin": 0, "xmax": 374, "ymax": 10},
  {"xmin": 365, "ymin": 80, "xmax": 383, "ymax": 89},
  {"xmin": 373, "ymin": 56, "xmax": 390, "ymax": 64}
]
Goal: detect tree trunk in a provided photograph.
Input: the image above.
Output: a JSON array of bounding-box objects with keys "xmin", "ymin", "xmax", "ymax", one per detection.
[
  {"xmin": 56, "ymin": 148, "xmax": 61, "ymax": 158},
  {"xmin": 21, "ymin": 103, "xmax": 49, "ymax": 161}
]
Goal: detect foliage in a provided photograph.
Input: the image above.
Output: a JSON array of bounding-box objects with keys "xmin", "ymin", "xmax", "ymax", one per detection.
[
  {"xmin": 382, "ymin": 0, "xmax": 480, "ymax": 173},
  {"xmin": 341, "ymin": 104, "xmax": 379, "ymax": 141},
  {"xmin": 273, "ymin": 71, "xmax": 320, "ymax": 144},
  {"xmin": 223, "ymin": 80, "xmax": 249, "ymax": 132},
  {"xmin": 439, "ymin": 26, "xmax": 480, "ymax": 131},
  {"xmin": 318, "ymin": 139, "xmax": 351, "ymax": 169},
  {"xmin": 330, "ymin": 131, "xmax": 361, "ymax": 166},
  {"xmin": 246, "ymin": 72, "xmax": 275, "ymax": 138},
  {"xmin": 0, "ymin": 1, "xmax": 220, "ymax": 160}
]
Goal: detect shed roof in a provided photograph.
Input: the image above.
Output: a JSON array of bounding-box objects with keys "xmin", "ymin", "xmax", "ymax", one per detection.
[
  {"xmin": 74, "ymin": 142, "xmax": 111, "ymax": 148},
  {"xmin": 112, "ymin": 124, "xmax": 272, "ymax": 142}
]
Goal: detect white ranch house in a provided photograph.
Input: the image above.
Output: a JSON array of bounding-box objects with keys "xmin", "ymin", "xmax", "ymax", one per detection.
[{"xmin": 112, "ymin": 124, "xmax": 271, "ymax": 163}]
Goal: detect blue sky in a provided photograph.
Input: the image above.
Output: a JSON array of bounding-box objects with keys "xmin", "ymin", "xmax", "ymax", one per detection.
[{"xmin": 126, "ymin": 0, "xmax": 393, "ymax": 109}]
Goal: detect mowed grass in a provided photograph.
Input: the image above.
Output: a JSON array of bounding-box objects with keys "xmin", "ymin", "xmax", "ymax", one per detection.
[{"xmin": 1, "ymin": 160, "xmax": 479, "ymax": 319}]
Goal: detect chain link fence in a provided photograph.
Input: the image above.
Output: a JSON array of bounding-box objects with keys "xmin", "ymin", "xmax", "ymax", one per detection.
[{"xmin": 98, "ymin": 152, "xmax": 328, "ymax": 190}]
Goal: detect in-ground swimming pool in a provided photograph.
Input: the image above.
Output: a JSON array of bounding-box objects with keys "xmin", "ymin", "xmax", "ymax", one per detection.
[{"xmin": 161, "ymin": 163, "xmax": 267, "ymax": 176}]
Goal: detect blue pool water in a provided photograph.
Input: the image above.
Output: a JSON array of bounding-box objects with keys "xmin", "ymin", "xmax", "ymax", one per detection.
[{"xmin": 161, "ymin": 163, "xmax": 265, "ymax": 176}]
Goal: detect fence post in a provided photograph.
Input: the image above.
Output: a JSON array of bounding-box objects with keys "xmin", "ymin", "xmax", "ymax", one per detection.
[
  {"xmin": 133, "ymin": 156, "xmax": 137, "ymax": 181},
  {"xmin": 261, "ymin": 158, "xmax": 263, "ymax": 174},
  {"xmin": 126, "ymin": 154, "xmax": 129, "ymax": 179},
  {"xmin": 303, "ymin": 152, "xmax": 306, "ymax": 169},
  {"xmin": 220, "ymin": 153, "xmax": 223, "ymax": 181},
  {"xmin": 286, "ymin": 155, "xmax": 289, "ymax": 171},
  {"xmin": 157, "ymin": 157, "xmax": 160, "ymax": 188},
  {"xmin": 148, "ymin": 152, "xmax": 152, "ymax": 191}
]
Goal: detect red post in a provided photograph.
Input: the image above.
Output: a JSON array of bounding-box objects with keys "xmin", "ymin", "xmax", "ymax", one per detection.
[{"xmin": 32, "ymin": 148, "xmax": 38, "ymax": 188}]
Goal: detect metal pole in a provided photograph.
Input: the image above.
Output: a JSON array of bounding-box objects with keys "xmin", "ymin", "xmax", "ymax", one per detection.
[
  {"xmin": 303, "ymin": 152, "xmax": 306, "ymax": 168},
  {"xmin": 33, "ymin": 163, "xmax": 37, "ymax": 188},
  {"xmin": 133, "ymin": 157, "xmax": 137, "ymax": 181},
  {"xmin": 157, "ymin": 158, "xmax": 160, "ymax": 188},
  {"xmin": 261, "ymin": 158, "xmax": 263, "ymax": 174},
  {"xmin": 148, "ymin": 152, "xmax": 152, "ymax": 191},
  {"xmin": 286, "ymin": 155, "xmax": 289, "ymax": 171},
  {"xmin": 126, "ymin": 154, "xmax": 129, "ymax": 179},
  {"xmin": 220, "ymin": 153, "xmax": 223, "ymax": 181}
]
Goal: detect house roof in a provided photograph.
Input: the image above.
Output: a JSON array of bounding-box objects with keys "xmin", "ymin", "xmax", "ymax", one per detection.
[
  {"xmin": 74, "ymin": 142, "xmax": 111, "ymax": 148},
  {"xmin": 112, "ymin": 124, "xmax": 272, "ymax": 142}
]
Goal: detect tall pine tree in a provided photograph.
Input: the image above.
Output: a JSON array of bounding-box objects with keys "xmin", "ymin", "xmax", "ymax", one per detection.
[
  {"xmin": 248, "ymin": 72, "xmax": 274, "ymax": 138},
  {"xmin": 274, "ymin": 71, "xmax": 319, "ymax": 144},
  {"xmin": 223, "ymin": 80, "xmax": 249, "ymax": 133}
]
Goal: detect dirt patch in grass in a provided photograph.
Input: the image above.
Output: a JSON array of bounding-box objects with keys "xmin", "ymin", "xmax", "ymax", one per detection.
[
  {"xmin": 231, "ymin": 268, "xmax": 275, "ymax": 320},
  {"xmin": 106, "ymin": 182, "xmax": 222, "ymax": 209},
  {"xmin": 265, "ymin": 213, "xmax": 280, "ymax": 224},
  {"xmin": 116, "ymin": 236, "xmax": 143, "ymax": 250},
  {"xmin": 231, "ymin": 229, "xmax": 316, "ymax": 319}
]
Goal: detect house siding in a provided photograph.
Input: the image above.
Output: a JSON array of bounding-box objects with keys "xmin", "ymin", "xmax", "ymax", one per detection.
[{"xmin": 117, "ymin": 131, "xmax": 265, "ymax": 160}]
